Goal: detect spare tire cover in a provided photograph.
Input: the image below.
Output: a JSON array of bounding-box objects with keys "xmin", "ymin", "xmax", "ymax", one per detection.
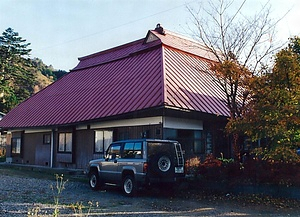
[{"xmin": 150, "ymin": 152, "xmax": 174, "ymax": 177}]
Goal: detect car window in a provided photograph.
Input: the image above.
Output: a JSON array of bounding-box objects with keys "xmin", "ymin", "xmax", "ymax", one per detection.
[
  {"xmin": 148, "ymin": 142, "xmax": 173, "ymax": 156},
  {"xmin": 106, "ymin": 143, "xmax": 121, "ymax": 159},
  {"xmin": 122, "ymin": 142, "xmax": 142, "ymax": 159}
]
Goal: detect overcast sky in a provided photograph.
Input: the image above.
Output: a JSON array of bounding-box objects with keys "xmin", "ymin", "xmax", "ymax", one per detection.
[{"xmin": 1, "ymin": 0, "xmax": 299, "ymax": 71}]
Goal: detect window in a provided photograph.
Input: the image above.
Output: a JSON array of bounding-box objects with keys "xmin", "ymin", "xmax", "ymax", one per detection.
[
  {"xmin": 11, "ymin": 137, "xmax": 21, "ymax": 155},
  {"xmin": 163, "ymin": 129, "xmax": 177, "ymax": 140},
  {"xmin": 43, "ymin": 134, "xmax": 51, "ymax": 144},
  {"xmin": 122, "ymin": 142, "xmax": 142, "ymax": 159},
  {"xmin": 194, "ymin": 131, "xmax": 205, "ymax": 154},
  {"xmin": 58, "ymin": 133, "xmax": 72, "ymax": 153},
  {"xmin": 106, "ymin": 143, "xmax": 121, "ymax": 159},
  {"xmin": 206, "ymin": 132, "xmax": 213, "ymax": 154},
  {"xmin": 95, "ymin": 130, "xmax": 113, "ymax": 153}
]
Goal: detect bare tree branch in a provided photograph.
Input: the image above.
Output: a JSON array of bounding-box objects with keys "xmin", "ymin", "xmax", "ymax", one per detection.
[{"xmin": 187, "ymin": 0, "xmax": 286, "ymax": 73}]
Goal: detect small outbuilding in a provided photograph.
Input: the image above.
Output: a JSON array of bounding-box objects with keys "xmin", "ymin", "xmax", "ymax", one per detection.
[{"xmin": 0, "ymin": 24, "xmax": 230, "ymax": 169}]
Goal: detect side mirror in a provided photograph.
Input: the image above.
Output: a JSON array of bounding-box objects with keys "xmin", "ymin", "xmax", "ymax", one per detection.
[
  {"xmin": 111, "ymin": 153, "xmax": 117, "ymax": 159},
  {"xmin": 104, "ymin": 152, "xmax": 109, "ymax": 161},
  {"xmin": 105, "ymin": 153, "xmax": 117, "ymax": 161}
]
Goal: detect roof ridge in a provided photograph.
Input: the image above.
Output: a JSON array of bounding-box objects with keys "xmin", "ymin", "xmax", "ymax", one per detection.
[
  {"xmin": 73, "ymin": 25, "xmax": 217, "ymax": 71},
  {"xmin": 72, "ymin": 36, "xmax": 162, "ymax": 71},
  {"xmin": 78, "ymin": 38, "xmax": 144, "ymax": 61},
  {"xmin": 149, "ymin": 28, "xmax": 217, "ymax": 62},
  {"xmin": 160, "ymin": 29, "xmax": 205, "ymax": 46}
]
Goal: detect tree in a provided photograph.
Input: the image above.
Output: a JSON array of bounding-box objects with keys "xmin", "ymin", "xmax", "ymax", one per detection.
[
  {"xmin": 53, "ymin": 69, "xmax": 68, "ymax": 80},
  {"xmin": 0, "ymin": 27, "xmax": 31, "ymax": 55},
  {"xmin": 289, "ymin": 36, "xmax": 300, "ymax": 59},
  {"xmin": 0, "ymin": 28, "xmax": 35, "ymax": 112},
  {"xmin": 239, "ymin": 37, "xmax": 300, "ymax": 162},
  {"xmin": 187, "ymin": 0, "xmax": 281, "ymax": 159},
  {"xmin": 31, "ymin": 58, "xmax": 67, "ymax": 81}
]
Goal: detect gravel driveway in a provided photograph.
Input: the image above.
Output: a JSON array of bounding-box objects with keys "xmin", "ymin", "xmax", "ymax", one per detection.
[{"xmin": 0, "ymin": 169, "xmax": 299, "ymax": 216}]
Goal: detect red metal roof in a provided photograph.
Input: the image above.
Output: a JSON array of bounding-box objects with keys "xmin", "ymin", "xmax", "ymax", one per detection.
[
  {"xmin": 0, "ymin": 27, "xmax": 229, "ymax": 129},
  {"xmin": 163, "ymin": 47, "xmax": 228, "ymax": 116}
]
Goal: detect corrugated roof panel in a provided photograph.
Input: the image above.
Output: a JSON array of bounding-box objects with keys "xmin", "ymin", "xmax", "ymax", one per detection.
[
  {"xmin": 165, "ymin": 51, "xmax": 206, "ymax": 111},
  {"xmin": 172, "ymin": 52, "xmax": 221, "ymax": 113},
  {"xmin": 83, "ymin": 49, "xmax": 163, "ymax": 120},
  {"xmin": 163, "ymin": 47, "xmax": 229, "ymax": 117}
]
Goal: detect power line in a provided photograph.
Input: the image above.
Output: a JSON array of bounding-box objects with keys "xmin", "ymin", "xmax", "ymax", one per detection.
[{"xmin": 35, "ymin": 1, "xmax": 196, "ymax": 52}]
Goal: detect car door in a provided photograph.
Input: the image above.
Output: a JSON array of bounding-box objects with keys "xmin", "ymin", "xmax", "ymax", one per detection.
[{"xmin": 100, "ymin": 143, "xmax": 122, "ymax": 184}]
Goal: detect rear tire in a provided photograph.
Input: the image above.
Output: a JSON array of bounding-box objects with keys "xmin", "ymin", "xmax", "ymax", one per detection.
[
  {"xmin": 122, "ymin": 175, "xmax": 136, "ymax": 197},
  {"xmin": 89, "ymin": 171, "xmax": 101, "ymax": 191}
]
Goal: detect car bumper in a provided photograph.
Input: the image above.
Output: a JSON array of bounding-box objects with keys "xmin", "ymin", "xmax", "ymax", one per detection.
[{"xmin": 146, "ymin": 174, "xmax": 185, "ymax": 184}]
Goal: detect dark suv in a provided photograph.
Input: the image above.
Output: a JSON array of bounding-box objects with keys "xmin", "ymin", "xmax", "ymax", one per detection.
[{"xmin": 86, "ymin": 139, "xmax": 185, "ymax": 196}]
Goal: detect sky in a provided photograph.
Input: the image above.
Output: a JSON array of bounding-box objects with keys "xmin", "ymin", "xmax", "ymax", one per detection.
[{"xmin": 1, "ymin": 0, "xmax": 300, "ymax": 71}]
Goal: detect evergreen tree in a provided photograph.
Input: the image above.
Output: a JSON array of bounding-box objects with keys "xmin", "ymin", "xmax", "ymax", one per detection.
[
  {"xmin": 0, "ymin": 27, "xmax": 31, "ymax": 55},
  {"xmin": 0, "ymin": 28, "xmax": 35, "ymax": 113}
]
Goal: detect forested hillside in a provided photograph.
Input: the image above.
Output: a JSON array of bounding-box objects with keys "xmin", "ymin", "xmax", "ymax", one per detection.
[
  {"xmin": 0, "ymin": 28, "xmax": 67, "ymax": 113},
  {"xmin": 31, "ymin": 57, "xmax": 67, "ymax": 93}
]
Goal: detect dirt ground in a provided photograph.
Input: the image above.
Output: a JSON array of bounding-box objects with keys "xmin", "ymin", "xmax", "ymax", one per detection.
[{"xmin": 0, "ymin": 165, "xmax": 299, "ymax": 216}]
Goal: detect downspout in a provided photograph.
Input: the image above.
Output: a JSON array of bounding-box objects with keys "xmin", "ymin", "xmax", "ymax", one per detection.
[{"xmin": 50, "ymin": 129, "xmax": 54, "ymax": 168}]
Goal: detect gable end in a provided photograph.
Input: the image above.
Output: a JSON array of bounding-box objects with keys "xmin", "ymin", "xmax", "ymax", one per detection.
[{"xmin": 144, "ymin": 31, "xmax": 160, "ymax": 44}]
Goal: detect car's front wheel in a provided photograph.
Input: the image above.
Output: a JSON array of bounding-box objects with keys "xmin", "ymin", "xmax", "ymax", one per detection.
[
  {"xmin": 89, "ymin": 170, "xmax": 102, "ymax": 191},
  {"xmin": 122, "ymin": 175, "xmax": 136, "ymax": 197}
]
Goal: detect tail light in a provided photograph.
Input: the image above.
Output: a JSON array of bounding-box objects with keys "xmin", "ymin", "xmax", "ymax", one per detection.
[{"xmin": 143, "ymin": 162, "xmax": 148, "ymax": 173}]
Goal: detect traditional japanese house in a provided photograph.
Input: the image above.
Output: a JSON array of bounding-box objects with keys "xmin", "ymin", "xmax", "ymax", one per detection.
[{"xmin": 0, "ymin": 24, "xmax": 230, "ymax": 169}]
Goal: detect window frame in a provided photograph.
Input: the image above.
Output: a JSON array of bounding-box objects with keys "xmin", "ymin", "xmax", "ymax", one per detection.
[
  {"xmin": 58, "ymin": 132, "xmax": 72, "ymax": 153},
  {"xmin": 122, "ymin": 142, "xmax": 143, "ymax": 159},
  {"xmin": 94, "ymin": 130, "xmax": 113, "ymax": 154},
  {"xmin": 193, "ymin": 130, "xmax": 205, "ymax": 154},
  {"xmin": 43, "ymin": 134, "xmax": 51, "ymax": 145},
  {"xmin": 11, "ymin": 137, "xmax": 22, "ymax": 156}
]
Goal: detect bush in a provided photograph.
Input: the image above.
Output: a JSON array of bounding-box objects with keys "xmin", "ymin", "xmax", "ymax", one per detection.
[
  {"xmin": 0, "ymin": 147, "xmax": 6, "ymax": 157},
  {"xmin": 186, "ymin": 154, "xmax": 240, "ymax": 181},
  {"xmin": 199, "ymin": 154, "xmax": 223, "ymax": 179},
  {"xmin": 243, "ymin": 159, "xmax": 300, "ymax": 186},
  {"xmin": 185, "ymin": 156, "xmax": 201, "ymax": 177},
  {"xmin": 186, "ymin": 154, "xmax": 300, "ymax": 187}
]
